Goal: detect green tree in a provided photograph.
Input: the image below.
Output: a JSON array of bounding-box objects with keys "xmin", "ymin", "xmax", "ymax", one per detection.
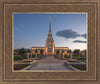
[
  {"xmin": 14, "ymin": 49, "xmax": 19, "ymax": 55},
  {"xmin": 67, "ymin": 49, "xmax": 73, "ymax": 59},
  {"xmin": 14, "ymin": 49, "xmax": 18, "ymax": 52},
  {"xmin": 18, "ymin": 48, "xmax": 26, "ymax": 56},
  {"xmin": 80, "ymin": 49, "xmax": 87, "ymax": 56},
  {"xmin": 61, "ymin": 51, "xmax": 64, "ymax": 58},
  {"xmin": 83, "ymin": 49, "xmax": 87, "ymax": 56},
  {"xmin": 40, "ymin": 49, "xmax": 43, "ymax": 58},
  {"xmin": 73, "ymin": 49, "xmax": 80, "ymax": 56},
  {"xmin": 40, "ymin": 49, "xmax": 43, "ymax": 55},
  {"xmin": 27, "ymin": 49, "xmax": 31, "ymax": 53},
  {"xmin": 67, "ymin": 49, "xmax": 72, "ymax": 56},
  {"xmin": 67, "ymin": 49, "xmax": 72, "ymax": 53},
  {"xmin": 56, "ymin": 50, "xmax": 60, "ymax": 55},
  {"xmin": 35, "ymin": 49, "xmax": 37, "ymax": 53},
  {"xmin": 62, "ymin": 51, "xmax": 64, "ymax": 53}
]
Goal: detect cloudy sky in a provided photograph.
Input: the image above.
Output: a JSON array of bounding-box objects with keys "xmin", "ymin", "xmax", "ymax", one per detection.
[{"xmin": 14, "ymin": 13, "xmax": 87, "ymax": 50}]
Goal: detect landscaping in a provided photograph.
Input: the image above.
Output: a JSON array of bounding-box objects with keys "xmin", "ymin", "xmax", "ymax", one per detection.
[
  {"xmin": 73, "ymin": 55, "xmax": 86, "ymax": 60},
  {"xmin": 13, "ymin": 48, "xmax": 87, "ymax": 71},
  {"xmin": 71, "ymin": 64, "xmax": 86, "ymax": 70},
  {"xmin": 68, "ymin": 60, "xmax": 86, "ymax": 63},
  {"xmin": 14, "ymin": 55, "xmax": 27, "ymax": 60},
  {"xmin": 64, "ymin": 55, "xmax": 70, "ymax": 58},
  {"xmin": 14, "ymin": 63, "xmax": 30, "ymax": 70}
]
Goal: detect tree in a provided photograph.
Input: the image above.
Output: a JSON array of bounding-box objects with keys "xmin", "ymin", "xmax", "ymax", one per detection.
[
  {"xmin": 40, "ymin": 49, "xmax": 43, "ymax": 58},
  {"xmin": 67, "ymin": 49, "xmax": 72, "ymax": 56},
  {"xmin": 27, "ymin": 49, "xmax": 32, "ymax": 58},
  {"xmin": 14, "ymin": 49, "xmax": 18, "ymax": 52},
  {"xmin": 56, "ymin": 50, "xmax": 60, "ymax": 55},
  {"xmin": 61, "ymin": 51, "xmax": 64, "ymax": 58},
  {"xmin": 80, "ymin": 49, "xmax": 87, "ymax": 56},
  {"xmin": 27, "ymin": 49, "xmax": 31, "ymax": 53},
  {"xmin": 73, "ymin": 49, "xmax": 80, "ymax": 56},
  {"xmin": 40, "ymin": 49, "xmax": 43, "ymax": 55},
  {"xmin": 18, "ymin": 48, "xmax": 26, "ymax": 56},
  {"xmin": 67, "ymin": 49, "xmax": 73, "ymax": 59},
  {"xmin": 62, "ymin": 51, "xmax": 64, "ymax": 53},
  {"xmin": 14, "ymin": 49, "xmax": 19, "ymax": 55},
  {"xmin": 67, "ymin": 49, "xmax": 72, "ymax": 54},
  {"xmin": 35, "ymin": 49, "xmax": 38, "ymax": 58},
  {"xmin": 83, "ymin": 49, "xmax": 87, "ymax": 56},
  {"xmin": 35, "ymin": 49, "xmax": 37, "ymax": 53}
]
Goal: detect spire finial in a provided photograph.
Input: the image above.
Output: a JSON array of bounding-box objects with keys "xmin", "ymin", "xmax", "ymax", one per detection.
[{"xmin": 49, "ymin": 16, "xmax": 51, "ymax": 33}]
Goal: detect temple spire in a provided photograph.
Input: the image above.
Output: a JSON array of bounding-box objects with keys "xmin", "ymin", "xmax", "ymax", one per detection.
[{"xmin": 49, "ymin": 16, "xmax": 51, "ymax": 34}]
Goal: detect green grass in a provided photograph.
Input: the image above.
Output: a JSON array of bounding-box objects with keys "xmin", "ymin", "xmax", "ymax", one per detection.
[
  {"xmin": 64, "ymin": 56, "xmax": 70, "ymax": 58},
  {"xmin": 73, "ymin": 55, "xmax": 86, "ymax": 60},
  {"xmin": 14, "ymin": 60, "xmax": 17, "ymax": 62},
  {"xmin": 14, "ymin": 55, "xmax": 27, "ymax": 60}
]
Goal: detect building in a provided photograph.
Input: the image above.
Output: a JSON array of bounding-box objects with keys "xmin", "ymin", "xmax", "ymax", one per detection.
[{"xmin": 31, "ymin": 17, "xmax": 69, "ymax": 56}]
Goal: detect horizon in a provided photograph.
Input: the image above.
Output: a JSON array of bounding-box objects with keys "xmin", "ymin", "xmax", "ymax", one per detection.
[{"xmin": 14, "ymin": 13, "xmax": 87, "ymax": 50}]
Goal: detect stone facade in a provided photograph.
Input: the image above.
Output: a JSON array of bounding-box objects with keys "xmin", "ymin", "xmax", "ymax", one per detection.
[{"xmin": 31, "ymin": 17, "xmax": 69, "ymax": 56}]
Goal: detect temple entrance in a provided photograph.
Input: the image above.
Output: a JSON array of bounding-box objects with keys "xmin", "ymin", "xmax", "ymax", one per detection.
[{"xmin": 47, "ymin": 52, "xmax": 52, "ymax": 55}]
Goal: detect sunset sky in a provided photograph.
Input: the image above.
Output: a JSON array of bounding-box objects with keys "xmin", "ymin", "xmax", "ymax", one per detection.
[{"xmin": 14, "ymin": 13, "xmax": 87, "ymax": 50}]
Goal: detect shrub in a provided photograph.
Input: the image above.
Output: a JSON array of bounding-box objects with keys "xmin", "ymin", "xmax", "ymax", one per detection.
[
  {"xmin": 32, "ymin": 54, "xmax": 35, "ymax": 58},
  {"xmin": 71, "ymin": 64, "xmax": 86, "ymax": 70},
  {"xmin": 64, "ymin": 54, "xmax": 70, "ymax": 58},
  {"xmin": 73, "ymin": 55, "xmax": 86, "ymax": 60},
  {"xmin": 14, "ymin": 56, "xmax": 27, "ymax": 60}
]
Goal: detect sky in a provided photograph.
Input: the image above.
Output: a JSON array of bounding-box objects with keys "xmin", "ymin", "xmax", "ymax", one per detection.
[{"xmin": 14, "ymin": 13, "xmax": 87, "ymax": 50}]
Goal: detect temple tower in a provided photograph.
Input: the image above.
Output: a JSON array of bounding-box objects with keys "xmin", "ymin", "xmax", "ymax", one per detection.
[{"xmin": 45, "ymin": 16, "xmax": 55, "ymax": 56}]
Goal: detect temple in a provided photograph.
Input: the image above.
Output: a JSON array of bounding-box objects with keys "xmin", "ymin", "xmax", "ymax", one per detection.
[{"xmin": 31, "ymin": 17, "xmax": 69, "ymax": 56}]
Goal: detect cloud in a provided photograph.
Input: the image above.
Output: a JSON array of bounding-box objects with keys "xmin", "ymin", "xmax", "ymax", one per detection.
[
  {"xmin": 73, "ymin": 40, "xmax": 87, "ymax": 43},
  {"xmin": 81, "ymin": 33, "xmax": 87, "ymax": 39},
  {"xmin": 56, "ymin": 29, "xmax": 81, "ymax": 39}
]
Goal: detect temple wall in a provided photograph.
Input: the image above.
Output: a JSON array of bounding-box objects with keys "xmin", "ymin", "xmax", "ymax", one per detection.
[
  {"xmin": 31, "ymin": 47, "xmax": 69, "ymax": 56},
  {"xmin": 31, "ymin": 47, "xmax": 45, "ymax": 55}
]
